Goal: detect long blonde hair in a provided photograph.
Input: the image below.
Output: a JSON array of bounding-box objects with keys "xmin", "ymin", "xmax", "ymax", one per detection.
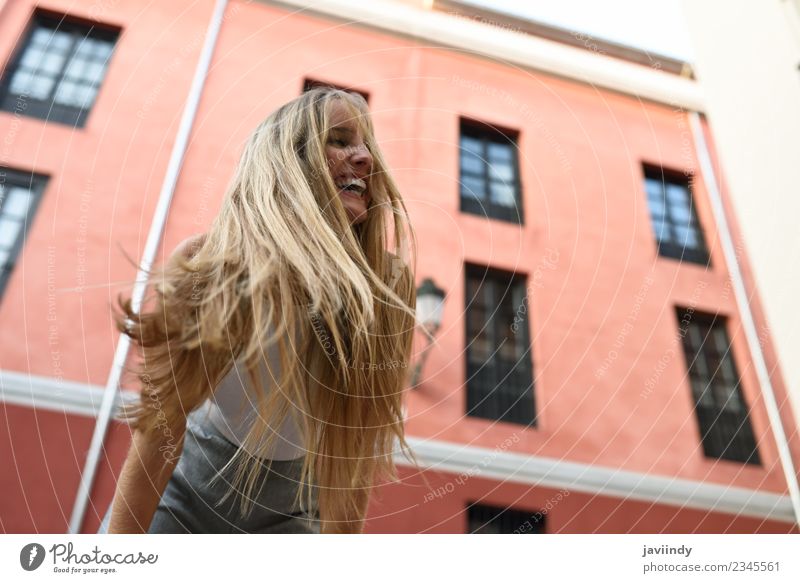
[{"xmin": 113, "ymin": 87, "xmax": 420, "ymax": 533}]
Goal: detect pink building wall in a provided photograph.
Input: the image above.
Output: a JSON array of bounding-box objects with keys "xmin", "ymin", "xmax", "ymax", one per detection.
[{"xmin": 0, "ymin": 0, "xmax": 796, "ymax": 533}]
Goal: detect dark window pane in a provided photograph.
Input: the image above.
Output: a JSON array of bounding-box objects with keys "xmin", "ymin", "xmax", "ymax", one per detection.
[
  {"xmin": 3, "ymin": 188, "xmax": 34, "ymax": 218},
  {"xmin": 0, "ymin": 168, "xmax": 48, "ymax": 299},
  {"xmin": 10, "ymin": 70, "xmax": 56, "ymax": 99},
  {"xmin": 469, "ymin": 334, "xmax": 492, "ymax": 362},
  {"xmin": 489, "ymin": 181, "xmax": 516, "ymax": 207},
  {"xmin": 487, "ymin": 141, "xmax": 513, "ymax": 162},
  {"xmin": 677, "ymin": 309, "xmax": 759, "ymax": 465},
  {"xmin": 645, "ymin": 177, "xmax": 664, "ymax": 199},
  {"xmin": 673, "ymin": 224, "xmax": 699, "ymax": 248},
  {"xmin": 465, "ymin": 264, "xmax": 535, "ymax": 426},
  {"xmin": 644, "ymin": 167, "xmax": 708, "ymax": 265},
  {"xmin": 0, "ymin": 218, "xmax": 22, "ymax": 248},
  {"xmin": 63, "ymin": 57, "xmax": 87, "ymax": 80},
  {"xmin": 75, "ymin": 37, "xmax": 114, "ymax": 60},
  {"xmin": 461, "ymin": 172, "xmax": 485, "ymax": 197},
  {"xmin": 669, "ymin": 201, "xmax": 692, "ymax": 222},
  {"xmin": 466, "ymin": 275, "xmax": 485, "ymax": 304},
  {"xmin": 666, "ymin": 183, "xmax": 689, "ymax": 205},
  {"xmin": 647, "ymin": 193, "xmax": 667, "ymax": 218},
  {"xmin": 714, "ymin": 382, "xmax": 742, "ymax": 413},
  {"xmin": 40, "ymin": 51, "xmax": 68, "ymax": 75},
  {"xmin": 0, "ymin": 11, "xmax": 119, "ymax": 127},
  {"xmin": 84, "ymin": 61, "xmax": 106, "ymax": 84},
  {"xmin": 497, "ymin": 329, "xmax": 518, "ymax": 360},
  {"xmin": 460, "ymin": 149, "xmax": 484, "ymax": 175},
  {"xmin": 460, "ymin": 121, "xmax": 522, "ymax": 223},
  {"xmin": 718, "ymin": 353, "xmax": 738, "ymax": 385},
  {"xmin": 53, "ymin": 80, "xmax": 79, "ymax": 105},
  {"xmin": 461, "ymin": 135, "xmax": 483, "ymax": 157},
  {"xmin": 691, "ymin": 377, "xmax": 715, "ymax": 408},
  {"xmin": 49, "ymin": 30, "xmax": 73, "ymax": 50},
  {"xmin": 652, "ymin": 215, "xmax": 671, "ymax": 242},
  {"xmin": 467, "ymin": 503, "xmax": 545, "ymax": 534},
  {"xmin": 488, "ymin": 159, "xmax": 514, "ymax": 182}
]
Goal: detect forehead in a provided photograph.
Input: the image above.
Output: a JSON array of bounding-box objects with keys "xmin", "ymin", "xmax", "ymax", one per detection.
[{"xmin": 326, "ymin": 99, "xmax": 366, "ymax": 135}]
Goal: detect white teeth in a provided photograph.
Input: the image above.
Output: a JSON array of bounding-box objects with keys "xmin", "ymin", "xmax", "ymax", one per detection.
[{"xmin": 335, "ymin": 178, "xmax": 367, "ymax": 197}]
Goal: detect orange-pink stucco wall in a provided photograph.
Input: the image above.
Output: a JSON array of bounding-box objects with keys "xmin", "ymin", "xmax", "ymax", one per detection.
[{"xmin": 0, "ymin": 0, "xmax": 796, "ymax": 533}]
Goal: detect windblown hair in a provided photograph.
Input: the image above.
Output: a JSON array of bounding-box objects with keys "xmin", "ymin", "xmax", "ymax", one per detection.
[{"xmin": 113, "ymin": 87, "xmax": 421, "ymax": 534}]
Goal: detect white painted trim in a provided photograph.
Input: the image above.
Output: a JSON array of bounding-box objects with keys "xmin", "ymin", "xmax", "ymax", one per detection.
[
  {"xmin": 2, "ymin": 369, "xmax": 793, "ymax": 524},
  {"xmin": 0, "ymin": 369, "xmax": 136, "ymax": 418},
  {"xmin": 261, "ymin": 0, "xmax": 704, "ymax": 111},
  {"xmin": 396, "ymin": 437, "xmax": 795, "ymax": 524}
]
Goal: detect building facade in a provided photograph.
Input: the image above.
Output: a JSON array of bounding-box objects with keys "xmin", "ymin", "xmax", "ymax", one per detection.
[{"xmin": 0, "ymin": 0, "xmax": 797, "ymax": 533}]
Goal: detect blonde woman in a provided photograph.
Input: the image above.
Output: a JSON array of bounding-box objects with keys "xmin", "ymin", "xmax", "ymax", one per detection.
[{"xmin": 98, "ymin": 87, "xmax": 419, "ymax": 534}]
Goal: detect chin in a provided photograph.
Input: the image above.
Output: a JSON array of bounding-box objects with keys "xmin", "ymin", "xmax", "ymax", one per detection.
[{"xmin": 345, "ymin": 207, "xmax": 369, "ymax": 226}]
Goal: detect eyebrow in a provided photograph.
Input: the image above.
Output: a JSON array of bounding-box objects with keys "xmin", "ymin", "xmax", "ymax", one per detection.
[{"xmin": 329, "ymin": 126, "xmax": 354, "ymax": 135}]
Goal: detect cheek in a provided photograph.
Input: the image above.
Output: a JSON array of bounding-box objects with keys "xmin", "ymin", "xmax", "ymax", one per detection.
[{"xmin": 324, "ymin": 148, "xmax": 341, "ymax": 173}]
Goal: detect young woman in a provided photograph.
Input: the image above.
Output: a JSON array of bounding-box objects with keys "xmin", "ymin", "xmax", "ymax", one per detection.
[{"xmin": 98, "ymin": 87, "xmax": 419, "ymax": 534}]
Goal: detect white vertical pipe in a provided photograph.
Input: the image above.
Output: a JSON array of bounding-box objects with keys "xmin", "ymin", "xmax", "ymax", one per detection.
[
  {"xmin": 68, "ymin": 0, "xmax": 230, "ymax": 534},
  {"xmin": 689, "ymin": 111, "xmax": 800, "ymax": 528}
]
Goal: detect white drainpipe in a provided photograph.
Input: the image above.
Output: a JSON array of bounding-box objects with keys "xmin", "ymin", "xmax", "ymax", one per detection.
[
  {"xmin": 68, "ymin": 0, "xmax": 230, "ymax": 534},
  {"xmin": 689, "ymin": 112, "xmax": 800, "ymax": 528}
]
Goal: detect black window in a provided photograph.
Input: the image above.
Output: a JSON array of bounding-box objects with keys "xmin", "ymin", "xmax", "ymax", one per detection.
[
  {"xmin": 302, "ymin": 78, "xmax": 369, "ymax": 103},
  {"xmin": 677, "ymin": 308, "xmax": 760, "ymax": 465},
  {"xmin": 467, "ymin": 502, "xmax": 545, "ymax": 533},
  {"xmin": 0, "ymin": 10, "xmax": 119, "ymax": 128},
  {"xmin": 643, "ymin": 165, "xmax": 710, "ymax": 265},
  {"xmin": 0, "ymin": 168, "xmax": 48, "ymax": 299},
  {"xmin": 465, "ymin": 263, "xmax": 535, "ymax": 426},
  {"xmin": 459, "ymin": 119, "xmax": 522, "ymax": 223}
]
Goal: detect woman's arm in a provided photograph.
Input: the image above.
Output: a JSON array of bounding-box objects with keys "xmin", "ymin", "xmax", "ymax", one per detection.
[
  {"xmin": 107, "ymin": 234, "xmax": 206, "ymax": 533},
  {"xmin": 106, "ymin": 420, "xmax": 186, "ymax": 534}
]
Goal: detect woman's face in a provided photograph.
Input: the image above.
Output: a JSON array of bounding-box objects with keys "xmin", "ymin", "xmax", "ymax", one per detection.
[{"xmin": 324, "ymin": 100, "xmax": 374, "ymax": 226}]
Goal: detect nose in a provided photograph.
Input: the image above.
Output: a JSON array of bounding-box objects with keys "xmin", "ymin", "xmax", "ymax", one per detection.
[{"xmin": 348, "ymin": 143, "xmax": 372, "ymax": 174}]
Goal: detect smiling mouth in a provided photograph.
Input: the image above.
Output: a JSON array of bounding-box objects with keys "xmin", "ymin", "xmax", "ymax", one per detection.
[{"xmin": 335, "ymin": 177, "xmax": 368, "ymax": 200}]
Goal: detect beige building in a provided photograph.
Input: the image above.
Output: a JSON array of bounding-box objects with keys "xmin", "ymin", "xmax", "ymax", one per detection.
[{"xmin": 683, "ymin": 0, "xmax": 800, "ymax": 436}]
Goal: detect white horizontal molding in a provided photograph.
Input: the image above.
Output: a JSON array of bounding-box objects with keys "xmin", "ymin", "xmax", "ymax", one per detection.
[
  {"xmin": 2, "ymin": 368, "xmax": 790, "ymax": 523},
  {"xmin": 262, "ymin": 0, "xmax": 704, "ymax": 111},
  {"xmin": 398, "ymin": 436, "xmax": 795, "ymax": 524},
  {"xmin": 0, "ymin": 368, "xmax": 136, "ymax": 418}
]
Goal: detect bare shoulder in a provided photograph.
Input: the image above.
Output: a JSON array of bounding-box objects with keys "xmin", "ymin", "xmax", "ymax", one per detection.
[
  {"xmin": 171, "ymin": 232, "xmax": 207, "ymax": 261},
  {"xmin": 162, "ymin": 233, "xmax": 207, "ymax": 276}
]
